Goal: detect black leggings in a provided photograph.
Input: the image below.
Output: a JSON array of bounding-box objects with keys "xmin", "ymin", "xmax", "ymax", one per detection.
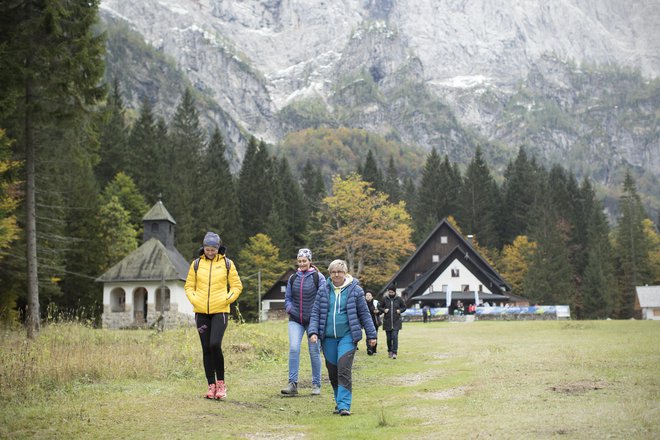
[{"xmin": 196, "ymin": 313, "xmax": 229, "ymax": 384}]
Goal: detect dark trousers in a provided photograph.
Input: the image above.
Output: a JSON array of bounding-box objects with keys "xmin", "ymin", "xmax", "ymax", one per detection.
[
  {"xmin": 385, "ymin": 329, "xmax": 399, "ymax": 354},
  {"xmin": 196, "ymin": 312, "xmax": 228, "ymax": 384}
]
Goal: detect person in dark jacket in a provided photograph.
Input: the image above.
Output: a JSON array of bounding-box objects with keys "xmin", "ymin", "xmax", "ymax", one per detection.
[
  {"xmin": 309, "ymin": 259, "xmax": 377, "ymax": 416},
  {"xmin": 378, "ymin": 286, "xmax": 406, "ymax": 359},
  {"xmin": 364, "ymin": 290, "xmax": 381, "ymax": 355},
  {"xmin": 281, "ymin": 248, "xmax": 326, "ymax": 396}
]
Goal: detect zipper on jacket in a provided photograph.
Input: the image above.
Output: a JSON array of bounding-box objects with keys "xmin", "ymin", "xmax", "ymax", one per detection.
[
  {"xmin": 207, "ymin": 258, "xmax": 213, "ymax": 314},
  {"xmin": 299, "ymin": 272, "xmax": 304, "ymax": 323}
]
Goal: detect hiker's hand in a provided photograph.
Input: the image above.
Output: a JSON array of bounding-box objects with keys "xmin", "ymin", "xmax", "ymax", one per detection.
[
  {"xmin": 383, "ymin": 308, "xmax": 389, "ymax": 314},
  {"xmin": 368, "ymin": 339, "xmax": 377, "ymax": 347},
  {"xmin": 309, "ymin": 335, "xmax": 318, "ymax": 343}
]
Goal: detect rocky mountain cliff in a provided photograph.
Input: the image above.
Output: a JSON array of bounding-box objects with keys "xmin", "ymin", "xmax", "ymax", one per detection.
[{"xmin": 99, "ymin": 0, "xmax": 659, "ymax": 211}]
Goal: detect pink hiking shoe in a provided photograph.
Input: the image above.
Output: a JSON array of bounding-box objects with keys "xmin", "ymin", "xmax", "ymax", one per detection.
[
  {"xmin": 215, "ymin": 380, "xmax": 227, "ymax": 400},
  {"xmin": 205, "ymin": 383, "xmax": 216, "ymax": 399}
]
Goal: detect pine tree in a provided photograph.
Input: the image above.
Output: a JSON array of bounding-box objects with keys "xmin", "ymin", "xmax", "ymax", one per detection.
[
  {"xmin": 581, "ymin": 192, "xmax": 616, "ymax": 319},
  {"xmin": 300, "ymin": 159, "xmax": 326, "ymax": 241},
  {"xmin": 523, "ymin": 181, "xmax": 574, "ymax": 306},
  {"xmin": 383, "ymin": 156, "xmax": 402, "ymax": 203},
  {"xmin": 613, "ymin": 171, "xmax": 651, "ymax": 318},
  {"xmin": 97, "ymin": 77, "xmax": 129, "ymax": 186},
  {"xmin": 237, "ymin": 138, "xmax": 274, "ymax": 243},
  {"xmin": 200, "ymin": 127, "xmax": 242, "ymax": 253},
  {"xmin": 267, "ymin": 156, "xmax": 306, "ymax": 258},
  {"xmin": 361, "ymin": 150, "xmax": 383, "ymax": 191},
  {"xmin": 501, "ymin": 147, "xmax": 543, "ymax": 244},
  {"xmin": 166, "ymin": 89, "xmax": 206, "ymax": 257},
  {"xmin": 457, "ymin": 146, "xmax": 501, "ymax": 249},
  {"xmin": 0, "ymin": 0, "xmax": 105, "ymax": 336},
  {"xmin": 413, "ymin": 150, "xmax": 461, "ymax": 243}
]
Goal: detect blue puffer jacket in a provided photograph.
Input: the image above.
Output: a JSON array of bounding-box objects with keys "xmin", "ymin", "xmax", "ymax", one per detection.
[
  {"xmin": 285, "ymin": 267, "xmax": 325, "ymax": 326},
  {"xmin": 309, "ymin": 276, "xmax": 377, "ymax": 343}
]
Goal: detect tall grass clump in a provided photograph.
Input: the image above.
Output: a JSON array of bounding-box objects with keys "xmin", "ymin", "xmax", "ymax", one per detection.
[{"xmin": 0, "ymin": 317, "xmax": 286, "ymax": 403}]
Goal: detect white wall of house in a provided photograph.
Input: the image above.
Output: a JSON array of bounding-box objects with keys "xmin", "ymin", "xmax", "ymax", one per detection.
[
  {"xmin": 102, "ymin": 281, "xmax": 192, "ymax": 328},
  {"xmin": 423, "ymin": 258, "xmax": 493, "ymax": 294},
  {"xmin": 642, "ymin": 307, "xmax": 660, "ymax": 320}
]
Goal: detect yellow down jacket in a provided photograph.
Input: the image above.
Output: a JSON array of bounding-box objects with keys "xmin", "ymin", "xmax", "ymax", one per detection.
[{"xmin": 184, "ymin": 254, "xmax": 243, "ymax": 314}]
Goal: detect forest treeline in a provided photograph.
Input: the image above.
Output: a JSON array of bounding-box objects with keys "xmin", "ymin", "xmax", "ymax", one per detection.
[{"xmin": 0, "ymin": 1, "xmax": 658, "ymax": 336}]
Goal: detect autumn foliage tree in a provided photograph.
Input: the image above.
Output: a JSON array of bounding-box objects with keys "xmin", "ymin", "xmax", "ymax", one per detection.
[
  {"xmin": 315, "ymin": 174, "xmax": 414, "ymax": 289},
  {"xmin": 236, "ymin": 233, "xmax": 289, "ymax": 322}
]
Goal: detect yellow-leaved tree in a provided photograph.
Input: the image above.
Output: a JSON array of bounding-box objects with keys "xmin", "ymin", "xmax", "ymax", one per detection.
[
  {"xmin": 499, "ymin": 235, "xmax": 537, "ymax": 297},
  {"xmin": 315, "ymin": 173, "xmax": 414, "ymax": 289},
  {"xmin": 237, "ymin": 233, "xmax": 289, "ymax": 322},
  {"xmin": 0, "ymin": 129, "xmax": 22, "ymax": 323}
]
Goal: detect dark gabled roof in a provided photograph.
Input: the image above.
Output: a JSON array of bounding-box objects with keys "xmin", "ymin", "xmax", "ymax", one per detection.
[
  {"xmin": 261, "ymin": 268, "xmax": 296, "ymax": 301},
  {"xmin": 402, "ymin": 245, "xmax": 509, "ymax": 304},
  {"xmin": 96, "ymin": 238, "xmax": 190, "ymax": 283},
  {"xmin": 380, "ymin": 217, "xmax": 511, "ymax": 296},
  {"xmin": 142, "ymin": 200, "xmax": 176, "ymax": 224}
]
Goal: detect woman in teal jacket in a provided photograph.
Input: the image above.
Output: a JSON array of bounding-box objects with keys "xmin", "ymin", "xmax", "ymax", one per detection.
[{"xmin": 309, "ymin": 259, "xmax": 377, "ymax": 416}]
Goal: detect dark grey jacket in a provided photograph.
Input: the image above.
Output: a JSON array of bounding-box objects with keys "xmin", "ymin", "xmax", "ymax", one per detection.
[{"xmin": 378, "ymin": 294, "xmax": 407, "ymax": 331}]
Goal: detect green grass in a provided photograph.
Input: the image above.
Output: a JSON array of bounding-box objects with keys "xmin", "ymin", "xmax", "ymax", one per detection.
[{"xmin": 1, "ymin": 320, "xmax": 658, "ymax": 439}]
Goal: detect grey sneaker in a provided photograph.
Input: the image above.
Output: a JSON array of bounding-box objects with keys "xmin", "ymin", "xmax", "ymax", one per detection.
[
  {"xmin": 281, "ymin": 382, "xmax": 298, "ymax": 395},
  {"xmin": 311, "ymin": 385, "xmax": 321, "ymax": 395}
]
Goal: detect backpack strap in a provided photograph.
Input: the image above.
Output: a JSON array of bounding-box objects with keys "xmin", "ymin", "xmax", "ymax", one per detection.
[
  {"xmin": 288, "ymin": 270, "xmax": 320, "ymax": 290},
  {"xmin": 193, "ymin": 256, "xmax": 232, "ymax": 291}
]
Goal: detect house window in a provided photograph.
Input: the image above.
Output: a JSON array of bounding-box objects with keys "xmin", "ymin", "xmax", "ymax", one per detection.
[
  {"xmin": 155, "ymin": 286, "xmax": 171, "ymax": 311},
  {"xmin": 462, "ymin": 284, "xmax": 469, "ymax": 292},
  {"xmin": 451, "ymin": 269, "xmax": 459, "ymax": 277},
  {"xmin": 432, "ymin": 254, "xmax": 439, "ymax": 262},
  {"xmin": 281, "ymin": 285, "xmax": 286, "ymax": 292},
  {"xmin": 479, "ymin": 284, "xmax": 483, "ymax": 292},
  {"xmin": 151, "ymin": 223, "xmax": 159, "ymax": 232},
  {"xmin": 440, "ymin": 236, "xmax": 448, "ymax": 244},
  {"xmin": 110, "ymin": 288, "xmax": 126, "ymax": 312},
  {"xmin": 442, "ymin": 284, "xmax": 448, "ymax": 292}
]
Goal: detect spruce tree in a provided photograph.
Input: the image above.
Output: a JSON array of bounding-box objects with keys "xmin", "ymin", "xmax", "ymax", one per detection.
[
  {"xmin": 613, "ymin": 171, "xmax": 651, "ymax": 318},
  {"xmin": 97, "ymin": 77, "xmax": 129, "ymax": 186},
  {"xmin": 383, "ymin": 156, "xmax": 402, "ymax": 203},
  {"xmin": 413, "ymin": 148, "xmax": 444, "ymax": 242},
  {"xmin": 457, "ymin": 146, "xmax": 501, "ymax": 249},
  {"xmin": 200, "ymin": 127, "xmax": 242, "ymax": 253},
  {"xmin": 237, "ymin": 137, "xmax": 273, "ymax": 243},
  {"xmin": 0, "ymin": 0, "xmax": 105, "ymax": 336},
  {"xmin": 581, "ymin": 189, "xmax": 616, "ymax": 319},
  {"xmin": 361, "ymin": 150, "xmax": 383, "ymax": 191},
  {"xmin": 501, "ymin": 147, "xmax": 543, "ymax": 244},
  {"xmin": 166, "ymin": 89, "xmax": 205, "ymax": 257},
  {"xmin": 268, "ymin": 156, "xmax": 306, "ymax": 258}
]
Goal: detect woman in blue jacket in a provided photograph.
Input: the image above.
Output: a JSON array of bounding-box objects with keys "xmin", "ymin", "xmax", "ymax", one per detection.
[
  {"xmin": 281, "ymin": 248, "xmax": 326, "ymax": 396},
  {"xmin": 309, "ymin": 259, "xmax": 377, "ymax": 416}
]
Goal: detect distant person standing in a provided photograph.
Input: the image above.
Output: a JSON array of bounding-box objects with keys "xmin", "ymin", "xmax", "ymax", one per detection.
[
  {"xmin": 281, "ymin": 248, "xmax": 326, "ymax": 396},
  {"xmin": 378, "ymin": 286, "xmax": 406, "ymax": 359},
  {"xmin": 184, "ymin": 232, "xmax": 243, "ymax": 400},
  {"xmin": 364, "ymin": 290, "xmax": 381, "ymax": 355},
  {"xmin": 422, "ymin": 304, "xmax": 431, "ymax": 323}
]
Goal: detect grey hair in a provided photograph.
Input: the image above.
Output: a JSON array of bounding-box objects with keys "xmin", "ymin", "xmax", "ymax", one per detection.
[{"xmin": 328, "ymin": 259, "xmax": 348, "ymax": 274}]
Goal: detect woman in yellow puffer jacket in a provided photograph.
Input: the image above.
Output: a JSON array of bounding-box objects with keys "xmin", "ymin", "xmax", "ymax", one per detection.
[{"xmin": 184, "ymin": 232, "xmax": 242, "ymax": 401}]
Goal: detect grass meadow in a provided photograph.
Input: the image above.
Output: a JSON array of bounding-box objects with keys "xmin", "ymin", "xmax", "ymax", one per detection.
[{"xmin": 0, "ymin": 319, "xmax": 658, "ymax": 439}]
